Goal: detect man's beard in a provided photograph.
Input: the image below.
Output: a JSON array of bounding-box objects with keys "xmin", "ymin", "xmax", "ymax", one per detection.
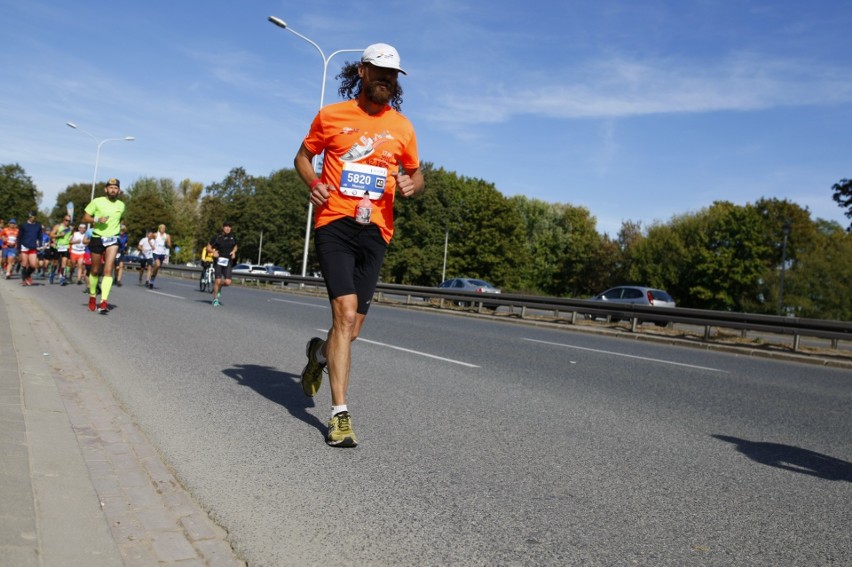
[{"xmin": 365, "ymin": 81, "xmax": 394, "ymax": 105}]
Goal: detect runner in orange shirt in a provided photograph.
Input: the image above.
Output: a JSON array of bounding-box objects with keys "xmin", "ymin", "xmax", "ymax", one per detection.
[
  {"xmin": 1, "ymin": 219, "xmax": 20, "ymax": 279},
  {"xmin": 294, "ymin": 43, "xmax": 424, "ymax": 447}
]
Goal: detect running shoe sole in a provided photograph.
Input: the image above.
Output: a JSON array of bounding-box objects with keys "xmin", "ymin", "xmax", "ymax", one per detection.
[
  {"xmin": 301, "ymin": 338, "xmax": 326, "ymax": 397},
  {"xmin": 326, "ymin": 412, "xmax": 358, "ymax": 447}
]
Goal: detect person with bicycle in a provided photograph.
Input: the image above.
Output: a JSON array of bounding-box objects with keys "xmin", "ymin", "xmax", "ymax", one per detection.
[
  {"xmin": 206, "ymin": 221, "xmax": 237, "ymax": 307},
  {"xmin": 199, "ymin": 243, "xmax": 214, "ymax": 292}
]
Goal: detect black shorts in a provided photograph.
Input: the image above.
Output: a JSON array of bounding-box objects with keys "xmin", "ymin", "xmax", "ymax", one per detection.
[
  {"xmin": 89, "ymin": 236, "xmax": 120, "ymax": 255},
  {"xmin": 214, "ymin": 259, "xmax": 233, "ymax": 280},
  {"xmin": 314, "ymin": 217, "xmax": 387, "ymax": 315}
]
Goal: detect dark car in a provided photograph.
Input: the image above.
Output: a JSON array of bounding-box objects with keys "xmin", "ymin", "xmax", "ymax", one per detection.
[{"xmin": 121, "ymin": 254, "xmax": 144, "ymax": 266}]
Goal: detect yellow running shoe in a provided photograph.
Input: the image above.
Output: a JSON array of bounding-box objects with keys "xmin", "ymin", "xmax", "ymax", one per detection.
[
  {"xmin": 326, "ymin": 411, "xmax": 357, "ymax": 447},
  {"xmin": 301, "ymin": 337, "xmax": 326, "ymax": 397}
]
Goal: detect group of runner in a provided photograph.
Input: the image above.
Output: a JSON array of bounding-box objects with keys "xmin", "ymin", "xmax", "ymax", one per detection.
[
  {"xmin": 2, "ymin": 178, "xmax": 147, "ymax": 312},
  {"xmin": 0, "ymin": 212, "xmax": 132, "ymax": 289},
  {"xmin": 2, "ymin": 180, "xmax": 239, "ymax": 314}
]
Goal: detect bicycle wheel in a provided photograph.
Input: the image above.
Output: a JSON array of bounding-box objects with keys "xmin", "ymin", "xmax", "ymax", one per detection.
[{"xmin": 199, "ymin": 273, "xmax": 206, "ymax": 292}]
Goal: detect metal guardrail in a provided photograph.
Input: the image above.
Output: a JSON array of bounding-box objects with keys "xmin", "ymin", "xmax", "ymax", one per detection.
[{"xmin": 148, "ymin": 263, "xmax": 851, "ymax": 352}]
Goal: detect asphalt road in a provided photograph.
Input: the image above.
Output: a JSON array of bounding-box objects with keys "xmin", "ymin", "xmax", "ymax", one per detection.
[{"xmin": 25, "ymin": 274, "xmax": 852, "ymax": 566}]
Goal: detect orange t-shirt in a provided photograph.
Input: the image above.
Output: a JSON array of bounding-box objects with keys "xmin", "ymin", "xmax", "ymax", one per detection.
[
  {"xmin": 1, "ymin": 227, "xmax": 19, "ymax": 249},
  {"xmin": 303, "ymin": 99, "xmax": 420, "ymax": 244}
]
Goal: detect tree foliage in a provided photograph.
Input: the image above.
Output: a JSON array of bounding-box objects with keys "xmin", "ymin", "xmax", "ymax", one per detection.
[
  {"xmin": 831, "ymin": 178, "xmax": 852, "ymax": 231},
  {"xmin": 49, "ymin": 183, "xmax": 94, "ymax": 226},
  {"xmin": 12, "ymin": 160, "xmax": 852, "ymax": 321},
  {"xmin": 0, "ymin": 163, "xmax": 41, "ymax": 220}
]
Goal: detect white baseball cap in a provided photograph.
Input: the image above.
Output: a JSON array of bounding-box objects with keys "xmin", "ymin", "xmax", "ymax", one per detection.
[{"xmin": 361, "ymin": 43, "xmax": 407, "ymax": 75}]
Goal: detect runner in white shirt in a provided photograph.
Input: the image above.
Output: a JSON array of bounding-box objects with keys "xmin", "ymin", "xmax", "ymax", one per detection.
[
  {"xmin": 147, "ymin": 224, "xmax": 171, "ymax": 289},
  {"xmin": 137, "ymin": 229, "xmax": 156, "ymax": 286}
]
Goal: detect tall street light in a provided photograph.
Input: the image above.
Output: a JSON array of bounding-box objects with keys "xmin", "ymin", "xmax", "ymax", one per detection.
[
  {"xmin": 66, "ymin": 122, "xmax": 135, "ymax": 202},
  {"xmin": 268, "ymin": 15, "xmax": 363, "ymax": 278},
  {"xmin": 778, "ymin": 220, "xmax": 792, "ymax": 315}
]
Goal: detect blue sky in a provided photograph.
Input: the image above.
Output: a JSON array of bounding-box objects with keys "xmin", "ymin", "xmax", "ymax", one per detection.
[{"xmin": 2, "ymin": 0, "xmax": 850, "ymax": 235}]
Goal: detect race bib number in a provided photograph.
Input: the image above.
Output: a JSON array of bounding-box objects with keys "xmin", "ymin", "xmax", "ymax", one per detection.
[
  {"xmin": 339, "ymin": 162, "xmax": 387, "ymax": 200},
  {"xmin": 217, "ymin": 256, "xmax": 230, "ymax": 267},
  {"xmin": 101, "ymin": 236, "xmax": 118, "ymax": 246},
  {"xmin": 57, "ymin": 245, "xmax": 69, "ymax": 252}
]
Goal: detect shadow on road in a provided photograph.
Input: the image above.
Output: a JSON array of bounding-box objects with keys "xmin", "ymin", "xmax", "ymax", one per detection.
[
  {"xmin": 712, "ymin": 434, "xmax": 852, "ymax": 482},
  {"xmin": 223, "ymin": 363, "xmax": 326, "ymax": 436}
]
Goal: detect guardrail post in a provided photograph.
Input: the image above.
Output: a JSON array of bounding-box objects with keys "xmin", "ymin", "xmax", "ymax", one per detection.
[
  {"xmin": 704, "ymin": 326, "xmax": 712, "ymax": 340},
  {"xmin": 832, "ymin": 338, "xmax": 839, "ymax": 349},
  {"xmin": 793, "ymin": 334, "xmax": 801, "ymax": 352},
  {"xmin": 571, "ymin": 311, "xmax": 577, "ymax": 324},
  {"xmin": 631, "ymin": 318, "xmax": 639, "ymax": 332},
  {"xmin": 521, "ymin": 306, "xmax": 527, "ymax": 319}
]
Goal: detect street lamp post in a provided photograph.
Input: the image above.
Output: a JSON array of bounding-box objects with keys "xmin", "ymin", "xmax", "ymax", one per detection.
[
  {"xmin": 268, "ymin": 16, "xmax": 363, "ymax": 278},
  {"xmin": 66, "ymin": 122, "xmax": 135, "ymax": 202},
  {"xmin": 778, "ymin": 221, "xmax": 792, "ymax": 316}
]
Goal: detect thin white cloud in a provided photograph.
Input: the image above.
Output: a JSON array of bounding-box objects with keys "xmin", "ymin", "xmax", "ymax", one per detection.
[{"xmin": 431, "ymin": 52, "xmax": 852, "ymax": 124}]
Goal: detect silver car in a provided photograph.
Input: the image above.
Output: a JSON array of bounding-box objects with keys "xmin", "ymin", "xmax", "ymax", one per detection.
[
  {"xmin": 438, "ymin": 278, "xmax": 502, "ymax": 309},
  {"xmin": 593, "ymin": 286, "xmax": 675, "ymax": 307},
  {"xmin": 588, "ymin": 285, "xmax": 675, "ymax": 325}
]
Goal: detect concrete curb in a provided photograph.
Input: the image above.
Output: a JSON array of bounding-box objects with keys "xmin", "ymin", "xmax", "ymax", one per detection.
[{"xmin": 0, "ymin": 281, "xmax": 245, "ymax": 566}]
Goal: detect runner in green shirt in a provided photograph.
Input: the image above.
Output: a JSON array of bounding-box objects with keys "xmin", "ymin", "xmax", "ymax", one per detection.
[
  {"xmin": 49, "ymin": 214, "xmax": 74, "ymax": 285},
  {"xmin": 82, "ymin": 178, "xmax": 126, "ymax": 313}
]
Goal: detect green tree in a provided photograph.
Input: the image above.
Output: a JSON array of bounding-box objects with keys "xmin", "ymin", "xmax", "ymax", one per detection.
[
  {"xmin": 628, "ymin": 220, "xmax": 689, "ymax": 302},
  {"xmin": 831, "ymin": 178, "xmax": 852, "ymax": 231},
  {"xmin": 511, "ymin": 196, "xmax": 568, "ymax": 294},
  {"xmin": 687, "ymin": 202, "xmax": 770, "ymax": 311},
  {"xmin": 783, "ymin": 220, "xmax": 852, "ymax": 319},
  {"xmin": 49, "ymin": 183, "xmax": 94, "ymax": 226},
  {"xmin": 386, "ymin": 164, "xmax": 465, "ymax": 286},
  {"xmin": 169, "ymin": 178, "xmax": 204, "ymax": 263},
  {"xmin": 118, "ymin": 177, "xmax": 177, "ymax": 264},
  {"xmin": 200, "ymin": 168, "xmax": 259, "ymax": 263},
  {"xmin": 244, "ymin": 169, "xmax": 309, "ymax": 270},
  {"xmin": 554, "ymin": 205, "xmax": 606, "ymax": 298},
  {"xmin": 0, "ymin": 163, "xmax": 41, "ymax": 219}
]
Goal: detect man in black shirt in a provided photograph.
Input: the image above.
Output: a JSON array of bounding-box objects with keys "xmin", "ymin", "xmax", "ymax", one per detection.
[{"xmin": 206, "ymin": 221, "xmax": 238, "ymax": 307}]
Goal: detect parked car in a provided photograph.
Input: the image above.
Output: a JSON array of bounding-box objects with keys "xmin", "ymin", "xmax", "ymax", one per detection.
[
  {"xmin": 121, "ymin": 253, "xmax": 143, "ymax": 266},
  {"xmin": 263, "ymin": 265, "xmax": 290, "ymax": 277},
  {"xmin": 231, "ymin": 263, "xmax": 257, "ymax": 275},
  {"xmin": 232, "ymin": 264, "xmax": 290, "ymax": 284},
  {"xmin": 438, "ymin": 278, "xmax": 502, "ymax": 309},
  {"xmin": 587, "ymin": 285, "xmax": 676, "ymax": 325}
]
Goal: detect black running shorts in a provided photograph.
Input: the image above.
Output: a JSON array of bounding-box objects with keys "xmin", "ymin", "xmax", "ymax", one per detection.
[{"xmin": 314, "ymin": 217, "xmax": 387, "ymax": 315}]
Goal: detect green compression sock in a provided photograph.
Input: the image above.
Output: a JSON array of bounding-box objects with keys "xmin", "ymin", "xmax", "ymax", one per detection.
[{"xmin": 101, "ymin": 276, "xmax": 113, "ymax": 300}]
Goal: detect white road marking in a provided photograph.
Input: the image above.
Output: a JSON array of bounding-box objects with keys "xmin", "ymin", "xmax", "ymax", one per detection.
[
  {"xmin": 522, "ymin": 338, "xmax": 726, "ymax": 372},
  {"xmin": 147, "ymin": 290, "xmax": 185, "ymax": 299},
  {"xmin": 271, "ymin": 298, "xmax": 328, "ymax": 309},
  {"xmin": 360, "ymin": 338, "xmax": 481, "ymax": 368},
  {"xmin": 312, "ymin": 329, "xmax": 480, "ymax": 368}
]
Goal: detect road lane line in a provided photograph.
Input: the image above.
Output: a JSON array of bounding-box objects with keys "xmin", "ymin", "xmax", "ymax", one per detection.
[
  {"xmin": 522, "ymin": 338, "xmax": 726, "ymax": 372},
  {"xmin": 147, "ymin": 290, "xmax": 185, "ymax": 299},
  {"xmin": 359, "ymin": 338, "xmax": 481, "ymax": 367},
  {"xmin": 271, "ymin": 298, "xmax": 328, "ymax": 309}
]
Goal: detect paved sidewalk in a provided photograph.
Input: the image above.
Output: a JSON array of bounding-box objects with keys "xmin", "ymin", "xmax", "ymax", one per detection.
[{"xmin": 0, "ymin": 282, "xmax": 245, "ymax": 566}]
